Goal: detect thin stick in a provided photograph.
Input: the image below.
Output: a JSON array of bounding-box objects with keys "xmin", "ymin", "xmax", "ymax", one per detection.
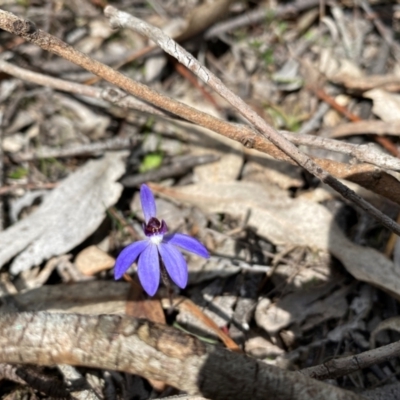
[
  {"xmin": 1, "ymin": 9, "xmax": 400, "ymax": 234},
  {"xmin": 2, "ymin": 60, "xmax": 398, "ymax": 170},
  {"xmin": 0, "ymin": 59, "xmax": 170, "ymax": 118},
  {"xmin": 280, "ymin": 130, "xmax": 400, "ymax": 171},
  {"xmin": 104, "ymin": 6, "xmax": 400, "ymax": 236},
  {"xmin": 121, "ymin": 154, "xmax": 219, "ymax": 187},
  {"xmin": 312, "ymin": 86, "xmax": 400, "ymax": 157},
  {"xmin": 301, "ymin": 340, "xmax": 400, "ymax": 381},
  {"xmin": 359, "ymin": 0, "xmax": 400, "ymax": 62},
  {"xmin": 204, "ymin": 0, "xmax": 321, "ymax": 39},
  {"xmin": 11, "ymin": 137, "xmax": 139, "ymax": 162}
]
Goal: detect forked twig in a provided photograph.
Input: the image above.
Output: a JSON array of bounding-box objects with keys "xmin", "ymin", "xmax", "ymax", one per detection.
[
  {"xmin": 1, "ymin": 60, "xmax": 399, "ymax": 171},
  {"xmin": 104, "ymin": 6, "xmax": 400, "ymax": 235},
  {"xmin": 1, "ymin": 59, "xmax": 399, "ymax": 171},
  {"xmin": 0, "ymin": 7, "xmax": 400, "ymax": 235}
]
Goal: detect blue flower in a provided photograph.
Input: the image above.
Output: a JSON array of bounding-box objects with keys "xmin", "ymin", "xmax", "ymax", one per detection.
[{"xmin": 114, "ymin": 184, "xmax": 209, "ymax": 296}]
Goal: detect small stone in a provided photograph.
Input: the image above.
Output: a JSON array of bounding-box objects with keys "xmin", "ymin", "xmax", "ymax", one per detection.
[
  {"xmin": 245, "ymin": 336, "xmax": 284, "ymax": 359},
  {"xmin": 75, "ymin": 245, "xmax": 115, "ymax": 276},
  {"xmin": 3, "ymin": 133, "xmax": 27, "ymax": 153}
]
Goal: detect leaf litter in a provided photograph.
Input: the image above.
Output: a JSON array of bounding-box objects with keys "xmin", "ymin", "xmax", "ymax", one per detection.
[{"xmin": 1, "ymin": 0, "xmax": 400, "ymax": 398}]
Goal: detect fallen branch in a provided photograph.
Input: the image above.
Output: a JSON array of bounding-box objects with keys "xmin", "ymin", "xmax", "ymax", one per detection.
[{"xmin": 0, "ymin": 312, "xmax": 363, "ymax": 400}]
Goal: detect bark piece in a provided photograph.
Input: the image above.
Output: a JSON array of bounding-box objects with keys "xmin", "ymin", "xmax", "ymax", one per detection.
[{"xmin": 0, "ymin": 152, "xmax": 127, "ymax": 274}]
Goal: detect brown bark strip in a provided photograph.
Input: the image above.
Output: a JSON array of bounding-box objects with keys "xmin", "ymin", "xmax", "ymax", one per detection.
[{"xmin": 0, "ymin": 312, "xmax": 362, "ymax": 400}]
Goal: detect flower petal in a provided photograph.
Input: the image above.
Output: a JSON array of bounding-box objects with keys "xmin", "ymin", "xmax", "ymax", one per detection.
[
  {"xmin": 114, "ymin": 240, "xmax": 149, "ymax": 280},
  {"xmin": 137, "ymin": 243, "xmax": 160, "ymax": 296},
  {"xmin": 163, "ymin": 233, "xmax": 209, "ymax": 258},
  {"xmin": 158, "ymin": 243, "xmax": 188, "ymax": 289},
  {"xmin": 140, "ymin": 184, "xmax": 156, "ymax": 223}
]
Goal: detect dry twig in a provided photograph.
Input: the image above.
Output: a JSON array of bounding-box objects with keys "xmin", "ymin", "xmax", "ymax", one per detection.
[
  {"xmin": 11, "ymin": 137, "xmax": 139, "ymax": 162},
  {"xmin": 281, "ymin": 131, "xmax": 400, "ymax": 171},
  {"xmin": 301, "ymin": 340, "xmax": 400, "ymax": 381},
  {"xmin": 1, "ymin": 10, "xmax": 400, "ymax": 207},
  {"xmin": 204, "ymin": 0, "xmax": 320, "ymax": 39},
  {"xmin": 104, "ymin": 6, "xmax": 400, "ymax": 236},
  {"xmin": 312, "ymin": 87, "xmax": 399, "ymax": 157},
  {"xmin": 2, "ymin": 59, "xmax": 398, "ymax": 171},
  {"xmin": 0, "ymin": 182, "xmax": 57, "ymax": 196},
  {"xmin": 0, "ymin": 58, "xmax": 170, "ymax": 118},
  {"xmin": 121, "ymin": 154, "xmax": 220, "ymax": 188}
]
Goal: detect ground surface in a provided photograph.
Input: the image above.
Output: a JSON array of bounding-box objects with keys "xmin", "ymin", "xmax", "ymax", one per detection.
[{"xmin": 1, "ymin": 0, "xmax": 400, "ymax": 399}]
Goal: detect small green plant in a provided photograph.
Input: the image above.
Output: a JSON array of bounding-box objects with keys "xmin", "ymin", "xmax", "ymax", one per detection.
[
  {"xmin": 264, "ymin": 9, "xmax": 276, "ymax": 24},
  {"xmin": 38, "ymin": 157, "xmax": 66, "ymax": 178},
  {"xmin": 139, "ymin": 152, "xmax": 163, "ymax": 173},
  {"xmin": 8, "ymin": 167, "xmax": 28, "ymax": 180},
  {"xmin": 265, "ymin": 105, "xmax": 303, "ymax": 132},
  {"xmin": 249, "ymin": 40, "xmax": 274, "ymax": 68},
  {"xmin": 261, "ymin": 48, "xmax": 274, "ymax": 66},
  {"xmin": 16, "ymin": 0, "xmax": 30, "ymax": 7},
  {"xmin": 277, "ymin": 22, "xmax": 288, "ymax": 36}
]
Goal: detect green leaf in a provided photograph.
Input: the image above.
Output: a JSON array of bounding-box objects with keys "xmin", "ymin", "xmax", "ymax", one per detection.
[
  {"xmin": 139, "ymin": 153, "xmax": 163, "ymax": 173},
  {"xmin": 8, "ymin": 167, "xmax": 28, "ymax": 180}
]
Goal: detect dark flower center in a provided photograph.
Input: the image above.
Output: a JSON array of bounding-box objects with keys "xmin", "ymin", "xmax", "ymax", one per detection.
[{"xmin": 144, "ymin": 217, "xmax": 168, "ymax": 237}]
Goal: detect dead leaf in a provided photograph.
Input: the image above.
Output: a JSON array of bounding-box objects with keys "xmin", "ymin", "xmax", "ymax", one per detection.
[
  {"xmin": 332, "ymin": 71, "xmax": 400, "ymax": 92},
  {"xmin": 243, "ymin": 149, "xmax": 303, "ymax": 189},
  {"xmin": 151, "ymin": 181, "xmax": 400, "ymax": 300},
  {"xmin": 245, "ymin": 336, "xmax": 285, "ymax": 359},
  {"xmin": 370, "ymin": 317, "xmax": 400, "ymax": 348},
  {"xmin": 125, "ymin": 278, "xmax": 166, "ymax": 324},
  {"xmin": 364, "ymin": 89, "xmax": 400, "ymax": 121},
  {"xmin": 162, "ymin": 296, "xmax": 241, "ymax": 352},
  {"xmin": 0, "ymin": 152, "xmax": 127, "ymax": 274},
  {"xmin": 174, "ymin": 0, "xmax": 235, "ymax": 42},
  {"xmin": 255, "ymin": 285, "xmax": 349, "ymax": 334}
]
